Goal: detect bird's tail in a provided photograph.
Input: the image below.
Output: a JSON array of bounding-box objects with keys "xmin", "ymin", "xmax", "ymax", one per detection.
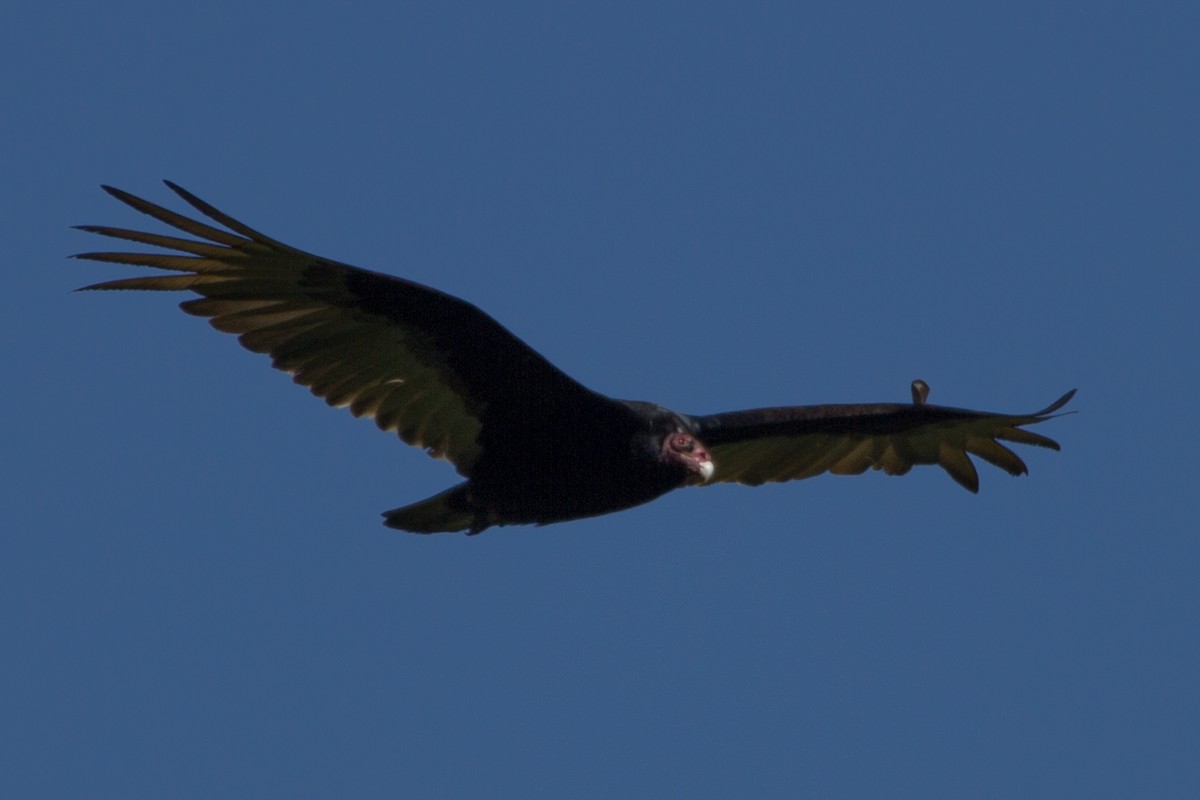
[{"xmin": 382, "ymin": 482, "xmax": 497, "ymax": 535}]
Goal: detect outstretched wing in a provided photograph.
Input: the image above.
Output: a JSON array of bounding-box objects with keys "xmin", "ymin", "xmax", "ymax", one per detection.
[
  {"xmin": 74, "ymin": 182, "xmax": 601, "ymax": 476},
  {"xmin": 689, "ymin": 382, "xmax": 1074, "ymax": 491}
]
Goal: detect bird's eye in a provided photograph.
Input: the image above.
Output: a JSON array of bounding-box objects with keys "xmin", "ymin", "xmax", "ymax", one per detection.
[{"xmin": 674, "ymin": 435, "xmax": 693, "ymax": 451}]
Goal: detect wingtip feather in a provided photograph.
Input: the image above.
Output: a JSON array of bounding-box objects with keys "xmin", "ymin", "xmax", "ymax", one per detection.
[
  {"xmin": 1034, "ymin": 389, "xmax": 1077, "ymax": 417},
  {"xmin": 938, "ymin": 443, "xmax": 980, "ymax": 492},
  {"xmin": 99, "ymin": 184, "xmax": 140, "ymax": 206}
]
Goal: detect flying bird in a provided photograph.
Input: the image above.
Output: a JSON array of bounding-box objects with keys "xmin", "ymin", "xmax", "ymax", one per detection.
[{"xmin": 75, "ymin": 182, "xmax": 1074, "ymax": 534}]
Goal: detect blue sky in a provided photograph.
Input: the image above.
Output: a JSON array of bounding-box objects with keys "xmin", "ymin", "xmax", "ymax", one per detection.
[{"xmin": 3, "ymin": 1, "xmax": 1197, "ymax": 797}]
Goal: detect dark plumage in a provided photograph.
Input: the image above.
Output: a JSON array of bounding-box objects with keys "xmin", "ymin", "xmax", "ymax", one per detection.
[{"xmin": 76, "ymin": 183, "xmax": 1074, "ymax": 534}]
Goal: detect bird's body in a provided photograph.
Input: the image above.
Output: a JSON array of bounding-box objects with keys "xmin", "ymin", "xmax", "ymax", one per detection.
[
  {"xmin": 76, "ymin": 183, "xmax": 1073, "ymax": 534},
  {"xmin": 391, "ymin": 400, "xmax": 700, "ymax": 533}
]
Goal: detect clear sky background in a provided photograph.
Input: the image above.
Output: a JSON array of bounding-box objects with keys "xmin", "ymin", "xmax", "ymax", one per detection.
[{"xmin": 3, "ymin": 2, "xmax": 1196, "ymax": 797}]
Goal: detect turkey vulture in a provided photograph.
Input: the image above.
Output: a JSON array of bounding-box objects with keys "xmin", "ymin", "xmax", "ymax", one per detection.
[{"xmin": 75, "ymin": 182, "xmax": 1073, "ymax": 534}]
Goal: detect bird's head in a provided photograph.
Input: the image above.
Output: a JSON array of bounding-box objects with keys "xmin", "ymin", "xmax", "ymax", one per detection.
[{"xmin": 661, "ymin": 431, "xmax": 714, "ymax": 483}]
